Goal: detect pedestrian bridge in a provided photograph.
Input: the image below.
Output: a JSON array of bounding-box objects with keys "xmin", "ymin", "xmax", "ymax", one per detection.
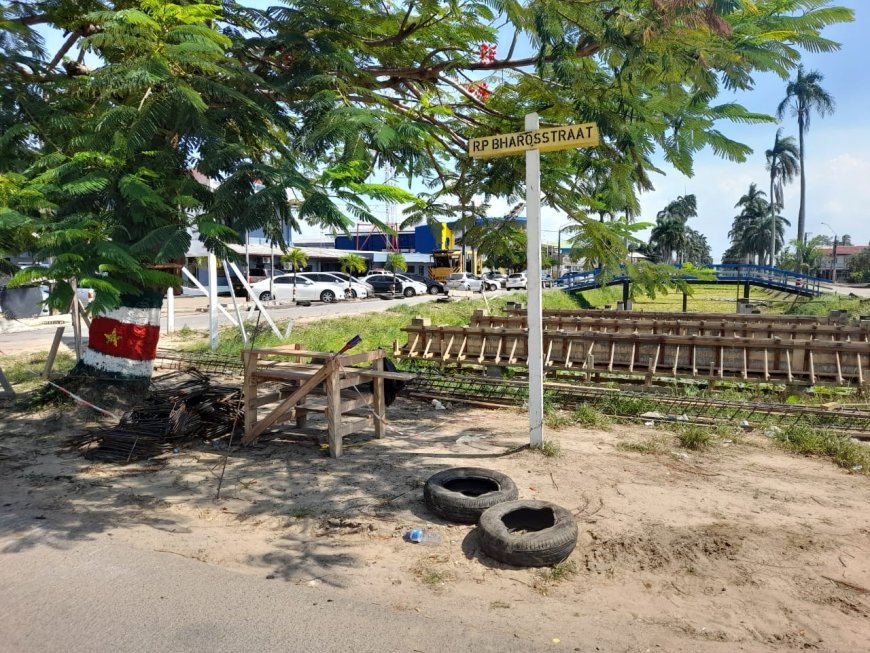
[{"xmin": 560, "ymin": 264, "xmax": 829, "ymax": 298}]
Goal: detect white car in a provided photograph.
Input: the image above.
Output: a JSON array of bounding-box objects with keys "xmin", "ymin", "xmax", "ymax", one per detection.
[
  {"xmin": 251, "ymin": 274, "xmax": 348, "ymax": 303},
  {"xmin": 505, "ymin": 272, "xmax": 528, "ymax": 290},
  {"xmin": 294, "ymin": 272, "xmax": 369, "ymax": 299},
  {"xmin": 445, "ymin": 272, "xmax": 499, "ymax": 292}
]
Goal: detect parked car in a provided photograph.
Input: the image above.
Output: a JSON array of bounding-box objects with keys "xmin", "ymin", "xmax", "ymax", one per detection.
[
  {"xmin": 328, "ymin": 272, "xmax": 376, "ymax": 296},
  {"xmin": 486, "ymin": 272, "xmax": 508, "ymax": 288},
  {"xmin": 294, "ymin": 272, "xmax": 369, "ymax": 299},
  {"xmin": 541, "ymin": 272, "xmax": 555, "ymax": 288},
  {"xmin": 397, "ymin": 273, "xmax": 446, "ymax": 295},
  {"xmin": 505, "ymin": 272, "xmax": 528, "ymax": 290},
  {"xmin": 250, "ymin": 274, "xmax": 348, "ymax": 303},
  {"xmin": 361, "ymin": 274, "xmax": 428, "ymax": 297},
  {"xmin": 445, "ymin": 272, "xmax": 499, "ymax": 292}
]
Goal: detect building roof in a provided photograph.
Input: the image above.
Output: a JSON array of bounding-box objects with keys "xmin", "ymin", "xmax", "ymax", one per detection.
[
  {"xmin": 186, "ymin": 238, "xmax": 372, "ymax": 260},
  {"xmin": 819, "ymin": 245, "xmax": 868, "ymax": 256}
]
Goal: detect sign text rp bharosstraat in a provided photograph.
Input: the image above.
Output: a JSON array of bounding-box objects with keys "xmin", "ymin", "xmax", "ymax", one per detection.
[{"xmin": 468, "ymin": 123, "xmax": 600, "ymax": 159}]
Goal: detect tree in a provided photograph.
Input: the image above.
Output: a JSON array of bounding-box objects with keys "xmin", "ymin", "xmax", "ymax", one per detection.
[
  {"xmin": 386, "ymin": 252, "xmax": 407, "ymax": 293},
  {"xmin": 777, "ymin": 66, "xmax": 836, "ymax": 246},
  {"xmin": 648, "ymin": 195, "xmax": 698, "ymax": 264},
  {"xmin": 1, "ymin": 0, "xmax": 854, "ymax": 382},
  {"xmin": 724, "ymin": 183, "xmax": 789, "ymax": 264},
  {"xmin": 339, "ymin": 253, "xmax": 367, "ymax": 295},
  {"xmin": 461, "ymin": 208, "xmax": 527, "ymax": 272},
  {"xmin": 765, "ymin": 130, "xmax": 801, "ymax": 265},
  {"xmin": 840, "ymin": 234, "xmax": 852, "ymax": 246},
  {"xmin": 846, "ymin": 248, "xmax": 870, "ymax": 282},
  {"xmin": 281, "ymin": 248, "xmax": 308, "ymax": 304},
  {"xmin": 777, "ymin": 236, "xmax": 825, "ymax": 275}
]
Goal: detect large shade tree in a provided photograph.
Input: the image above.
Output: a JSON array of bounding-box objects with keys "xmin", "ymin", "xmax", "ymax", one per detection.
[
  {"xmin": 0, "ymin": 0, "xmax": 854, "ymax": 382},
  {"xmin": 777, "ymin": 66, "xmax": 836, "ymax": 247}
]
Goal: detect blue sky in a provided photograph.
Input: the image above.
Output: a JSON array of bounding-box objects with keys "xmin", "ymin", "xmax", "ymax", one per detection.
[{"xmin": 38, "ymin": 1, "xmax": 868, "ymax": 257}]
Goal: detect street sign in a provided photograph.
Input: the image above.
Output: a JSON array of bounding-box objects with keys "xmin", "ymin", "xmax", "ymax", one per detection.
[
  {"xmin": 469, "ymin": 115, "xmax": 600, "ymax": 447},
  {"xmin": 468, "ymin": 123, "xmax": 599, "ymax": 159}
]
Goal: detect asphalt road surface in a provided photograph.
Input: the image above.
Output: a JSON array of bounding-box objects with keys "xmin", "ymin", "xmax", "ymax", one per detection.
[
  {"xmin": 0, "ymin": 291, "xmax": 477, "ymax": 355},
  {"xmin": 0, "ymin": 533, "xmax": 544, "ymax": 653}
]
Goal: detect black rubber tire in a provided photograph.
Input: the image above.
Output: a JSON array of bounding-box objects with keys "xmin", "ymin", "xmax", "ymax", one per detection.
[
  {"xmin": 477, "ymin": 499, "xmax": 578, "ymax": 567},
  {"xmin": 320, "ymin": 289, "xmax": 336, "ymax": 303},
  {"xmin": 427, "ymin": 285, "xmax": 440, "ymax": 295},
  {"xmin": 403, "ymin": 287, "xmax": 416, "ymax": 297},
  {"xmin": 424, "ymin": 467, "xmax": 519, "ymax": 524},
  {"xmin": 259, "ymin": 291, "xmax": 273, "ymax": 301}
]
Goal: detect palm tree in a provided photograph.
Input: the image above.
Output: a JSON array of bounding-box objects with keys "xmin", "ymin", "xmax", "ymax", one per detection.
[
  {"xmin": 281, "ymin": 248, "xmax": 308, "ymax": 303},
  {"xmin": 777, "ymin": 66, "xmax": 836, "ymax": 247},
  {"xmin": 765, "ymin": 130, "xmax": 800, "ymax": 265},
  {"xmin": 339, "ymin": 253, "xmax": 366, "ymax": 296},
  {"xmin": 649, "ymin": 195, "xmax": 698, "ymax": 264},
  {"xmin": 386, "ymin": 253, "xmax": 407, "ymax": 294}
]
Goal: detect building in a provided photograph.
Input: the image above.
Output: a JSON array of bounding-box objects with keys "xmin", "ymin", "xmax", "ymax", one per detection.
[{"xmin": 818, "ymin": 245, "xmax": 869, "ymax": 281}]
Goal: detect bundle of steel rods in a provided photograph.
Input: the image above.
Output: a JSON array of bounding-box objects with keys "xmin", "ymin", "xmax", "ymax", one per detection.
[{"xmin": 66, "ymin": 370, "xmax": 243, "ymax": 463}]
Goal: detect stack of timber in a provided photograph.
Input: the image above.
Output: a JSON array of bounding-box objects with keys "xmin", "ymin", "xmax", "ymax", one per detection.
[
  {"xmin": 395, "ymin": 314, "xmax": 870, "ymax": 387},
  {"xmin": 469, "ymin": 311, "xmax": 870, "ymax": 342},
  {"xmin": 502, "ymin": 304, "xmax": 854, "ymax": 325}
]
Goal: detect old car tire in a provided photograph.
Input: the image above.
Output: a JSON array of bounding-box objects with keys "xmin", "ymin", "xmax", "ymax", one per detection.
[
  {"xmin": 424, "ymin": 467, "xmax": 519, "ymax": 524},
  {"xmin": 259, "ymin": 291, "xmax": 274, "ymax": 301},
  {"xmin": 320, "ymin": 289, "xmax": 336, "ymax": 303},
  {"xmin": 477, "ymin": 500, "xmax": 577, "ymax": 567},
  {"xmin": 428, "ymin": 285, "xmax": 440, "ymax": 295},
  {"xmin": 403, "ymin": 287, "xmax": 416, "ymax": 297}
]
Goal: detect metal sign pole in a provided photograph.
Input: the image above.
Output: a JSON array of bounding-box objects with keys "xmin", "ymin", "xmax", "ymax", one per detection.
[{"xmin": 525, "ymin": 113, "xmax": 544, "ymax": 447}]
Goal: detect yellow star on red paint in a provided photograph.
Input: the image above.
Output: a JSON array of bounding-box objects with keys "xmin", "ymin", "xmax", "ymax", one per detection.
[{"xmin": 104, "ymin": 328, "xmax": 121, "ymax": 347}]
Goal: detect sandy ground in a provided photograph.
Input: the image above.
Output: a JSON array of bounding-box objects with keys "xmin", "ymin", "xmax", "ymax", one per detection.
[{"xmin": 1, "ymin": 392, "xmax": 869, "ymax": 652}]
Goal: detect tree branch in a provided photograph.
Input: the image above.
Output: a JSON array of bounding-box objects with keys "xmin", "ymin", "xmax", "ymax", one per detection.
[{"xmin": 48, "ymin": 30, "xmax": 82, "ymax": 70}]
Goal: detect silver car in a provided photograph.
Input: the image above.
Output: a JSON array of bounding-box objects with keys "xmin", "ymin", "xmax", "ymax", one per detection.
[{"xmin": 445, "ymin": 272, "xmax": 499, "ymax": 292}]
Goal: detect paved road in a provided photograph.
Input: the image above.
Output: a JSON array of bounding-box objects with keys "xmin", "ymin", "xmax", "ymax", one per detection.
[
  {"xmin": 0, "ymin": 535, "xmax": 542, "ymax": 653},
  {"xmin": 0, "ymin": 291, "xmax": 476, "ymax": 354}
]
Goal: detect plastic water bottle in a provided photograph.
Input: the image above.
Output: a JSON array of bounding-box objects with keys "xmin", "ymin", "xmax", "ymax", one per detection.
[{"xmin": 404, "ymin": 528, "xmax": 443, "ymax": 545}]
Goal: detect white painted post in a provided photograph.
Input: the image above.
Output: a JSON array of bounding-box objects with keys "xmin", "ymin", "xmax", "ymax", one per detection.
[
  {"xmin": 525, "ymin": 112, "xmax": 544, "ymax": 447},
  {"xmin": 208, "ymin": 253, "xmax": 218, "ymax": 351},
  {"xmin": 165, "ymin": 286, "xmax": 174, "ymax": 333},
  {"xmin": 222, "ymin": 259, "xmax": 248, "ymax": 346}
]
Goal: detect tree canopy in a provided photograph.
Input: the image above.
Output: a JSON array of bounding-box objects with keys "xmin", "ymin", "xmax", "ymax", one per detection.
[{"xmin": 0, "ymin": 0, "xmax": 854, "ymax": 312}]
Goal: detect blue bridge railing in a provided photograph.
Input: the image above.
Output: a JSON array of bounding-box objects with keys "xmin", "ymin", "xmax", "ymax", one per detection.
[{"xmin": 557, "ymin": 263, "xmax": 829, "ymax": 297}]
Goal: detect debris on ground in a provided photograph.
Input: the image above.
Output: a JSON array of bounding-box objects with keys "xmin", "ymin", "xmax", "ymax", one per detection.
[{"xmin": 65, "ymin": 369, "xmax": 242, "ymax": 463}]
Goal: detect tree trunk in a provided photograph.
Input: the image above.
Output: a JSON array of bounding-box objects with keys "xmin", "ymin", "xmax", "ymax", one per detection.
[
  {"xmin": 769, "ymin": 173, "xmax": 777, "ymax": 267},
  {"xmin": 78, "ymin": 289, "xmax": 163, "ymax": 381},
  {"xmin": 797, "ymin": 113, "xmax": 807, "ymax": 253}
]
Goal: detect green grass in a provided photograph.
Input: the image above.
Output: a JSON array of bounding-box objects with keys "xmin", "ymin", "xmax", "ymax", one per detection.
[
  {"xmin": 571, "ymin": 403, "xmax": 611, "ymax": 428},
  {"xmin": 185, "ymin": 289, "xmax": 581, "ymax": 359},
  {"xmin": 596, "ymin": 394, "xmax": 658, "ymax": 417},
  {"xmin": 771, "ymin": 424, "xmax": 868, "ymax": 472},
  {"xmin": 785, "ymin": 294, "xmax": 870, "ymax": 318},
  {"xmin": 676, "ymin": 425, "xmax": 713, "ymax": 450},
  {"xmin": 2, "ymin": 351, "xmax": 76, "ymax": 387},
  {"xmin": 531, "ymin": 439, "xmax": 562, "ymax": 458},
  {"xmin": 533, "ymin": 561, "xmax": 578, "ymax": 595},
  {"xmin": 576, "ymin": 284, "xmax": 786, "ymax": 314}
]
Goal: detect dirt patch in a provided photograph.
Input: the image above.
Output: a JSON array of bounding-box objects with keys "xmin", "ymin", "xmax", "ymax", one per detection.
[
  {"xmin": 1, "ymin": 392, "xmax": 869, "ymax": 651},
  {"xmin": 583, "ymin": 522, "xmax": 745, "ymax": 573}
]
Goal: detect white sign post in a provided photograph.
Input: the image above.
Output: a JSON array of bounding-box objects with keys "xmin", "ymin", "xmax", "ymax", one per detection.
[{"xmin": 469, "ymin": 115, "xmax": 599, "ymax": 447}]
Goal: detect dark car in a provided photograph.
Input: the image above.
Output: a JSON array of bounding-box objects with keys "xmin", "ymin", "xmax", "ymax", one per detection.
[
  {"xmin": 361, "ymin": 274, "xmax": 427, "ymax": 297},
  {"xmin": 400, "ymin": 273, "xmax": 446, "ymax": 295}
]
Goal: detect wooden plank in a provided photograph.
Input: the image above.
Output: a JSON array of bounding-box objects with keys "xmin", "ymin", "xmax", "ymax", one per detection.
[
  {"xmin": 339, "ymin": 416, "xmax": 373, "ymax": 438},
  {"xmin": 244, "ymin": 357, "xmax": 338, "ymax": 444},
  {"xmin": 326, "ymin": 364, "xmax": 343, "ymax": 457},
  {"xmin": 371, "ymin": 354, "xmax": 386, "ymax": 439},
  {"xmin": 43, "ymin": 326, "xmax": 66, "ymax": 378}
]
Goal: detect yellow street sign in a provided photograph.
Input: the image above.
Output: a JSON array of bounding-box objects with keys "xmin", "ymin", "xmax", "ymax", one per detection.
[{"xmin": 468, "ymin": 122, "xmax": 599, "ymax": 159}]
